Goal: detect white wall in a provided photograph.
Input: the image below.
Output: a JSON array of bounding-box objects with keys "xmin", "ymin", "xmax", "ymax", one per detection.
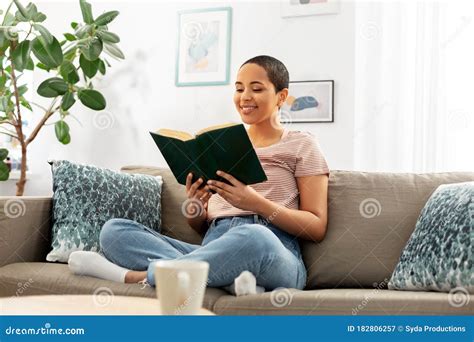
[{"xmin": 0, "ymin": 0, "xmax": 355, "ymax": 196}]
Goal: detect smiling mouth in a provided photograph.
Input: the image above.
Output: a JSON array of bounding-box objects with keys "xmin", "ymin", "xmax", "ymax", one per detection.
[{"xmin": 241, "ymin": 105, "xmax": 258, "ymax": 114}]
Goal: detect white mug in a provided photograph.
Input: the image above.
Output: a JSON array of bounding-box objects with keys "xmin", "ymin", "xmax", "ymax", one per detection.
[{"xmin": 154, "ymin": 260, "xmax": 209, "ymax": 315}]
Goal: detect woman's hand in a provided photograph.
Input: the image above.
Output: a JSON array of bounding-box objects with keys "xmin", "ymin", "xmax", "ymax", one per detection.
[
  {"xmin": 185, "ymin": 173, "xmax": 212, "ymax": 212},
  {"xmin": 206, "ymin": 170, "xmax": 267, "ymax": 212}
]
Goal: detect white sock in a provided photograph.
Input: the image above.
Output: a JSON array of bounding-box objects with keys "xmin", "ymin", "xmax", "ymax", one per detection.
[
  {"xmin": 225, "ymin": 271, "xmax": 265, "ymax": 296},
  {"xmin": 68, "ymin": 251, "xmax": 130, "ymax": 283}
]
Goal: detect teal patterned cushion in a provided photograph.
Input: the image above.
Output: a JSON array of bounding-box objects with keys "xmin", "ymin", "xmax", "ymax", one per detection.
[
  {"xmin": 46, "ymin": 160, "xmax": 163, "ymax": 262},
  {"xmin": 388, "ymin": 182, "xmax": 473, "ymax": 292}
]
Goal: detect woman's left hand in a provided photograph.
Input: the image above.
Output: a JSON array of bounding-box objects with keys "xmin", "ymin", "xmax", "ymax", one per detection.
[{"xmin": 207, "ymin": 170, "xmax": 266, "ymax": 212}]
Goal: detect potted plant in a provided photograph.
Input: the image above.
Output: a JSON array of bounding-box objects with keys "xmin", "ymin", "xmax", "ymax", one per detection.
[{"xmin": 0, "ymin": 0, "xmax": 124, "ymax": 195}]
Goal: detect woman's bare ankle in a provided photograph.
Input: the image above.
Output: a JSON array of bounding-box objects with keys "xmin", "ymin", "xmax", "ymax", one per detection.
[{"xmin": 124, "ymin": 271, "xmax": 147, "ymax": 283}]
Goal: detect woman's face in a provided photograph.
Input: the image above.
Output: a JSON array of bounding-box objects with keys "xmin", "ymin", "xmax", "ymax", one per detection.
[{"xmin": 233, "ymin": 63, "xmax": 286, "ymax": 125}]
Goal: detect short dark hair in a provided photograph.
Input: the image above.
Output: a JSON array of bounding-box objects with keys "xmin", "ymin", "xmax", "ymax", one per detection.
[{"xmin": 240, "ymin": 55, "xmax": 289, "ymax": 93}]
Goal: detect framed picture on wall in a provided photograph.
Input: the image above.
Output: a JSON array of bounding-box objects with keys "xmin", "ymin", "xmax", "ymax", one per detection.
[
  {"xmin": 280, "ymin": 80, "xmax": 334, "ymax": 123},
  {"xmin": 175, "ymin": 7, "xmax": 232, "ymax": 87},
  {"xmin": 280, "ymin": 0, "xmax": 340, "ymax": 18}
]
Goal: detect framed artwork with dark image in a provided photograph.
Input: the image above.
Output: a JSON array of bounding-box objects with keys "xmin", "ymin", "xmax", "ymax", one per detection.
[
  {"xmin": 280, "ymin": 80, "xmax": 334, "ymax": 123},
  {"xmin": 280, "ymin": 0, "xmax": 340, "ymax": 18},
  {"xmin": 175, "ymin": 7, "xmax": 232, "ymax": 87}
]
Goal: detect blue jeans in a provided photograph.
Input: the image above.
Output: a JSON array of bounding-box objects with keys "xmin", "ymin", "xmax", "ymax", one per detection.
[{"xmin": 99, "ymin": 214, "xmax": 307, "ymax": 290}]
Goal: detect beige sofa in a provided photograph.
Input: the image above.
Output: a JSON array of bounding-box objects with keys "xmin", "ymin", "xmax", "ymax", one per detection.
[{"xmin": 0, "ymin": 166, "xmax": 473, "ymax": 315}]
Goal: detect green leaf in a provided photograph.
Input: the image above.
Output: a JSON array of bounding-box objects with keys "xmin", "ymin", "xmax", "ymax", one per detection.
[
  {"xmin": 26, "ymin": 3, "xmax": 45, "ymax": 23},
  {"xmin": 18, "ymin": 84, "xmax": 28, "ymax": 96},
  {"xmin": 0, "ymin": 74, "xmax": 6, "ymax": 88},
  {"xmin": 79, "ymin": 0, "xmax": 94, "ymax": 24},
  {"xmin": 74, "ymin": 24, "xmax": 92, "ymax": 39},
  {"xmin": 25, "ymin": 57, "xmax": 34, "ymax": 70},
  {"xmin": 20, "ymin": 97, "xmax": 32, "ymax": 111},
  {"xmin": 78, "ymin": 89, "xmax": 106, "ymax": 110},
  {"xmin": 0, "ymin": 148, "xmax": 8, "ymax": 160},
  {"xmin": 13, "ymin": 0, "xmax": 30, "ymax": 20},
  {"xmin": 37, "ymin": 77, "xmax": 68, "ymax": 97},
  {"xmin": 0, "ymin": 32, "xmax": 7, "ymax": 49},
  {"xmin": 4, "ymin": 11, "xmax": 15, "ymax": 26},
  {"xmin": 15, "ymin": 11, "xmax": 28, "ymax": 22},
  {"xmin": 26, "ymin": 3, "xmax": 38, "ymax": 17},
  {"xmin": 71, "ymin": 22, "xmax": 79, "ymax": 29},
  {"xmin": 49, "ymin": 79, "xmax": 69, "ymax": 93},
  {"xmin": 32, "ymin": 12, "xmax": 46, "ymax": 22},
  {"xmin": 94, "ymin": 11, "xmax": 119, "ymax": 26},
  {"xmin": 62, "ymin": 132, "xmax": 71, "ymax": 144},
  {"xmin": 0, "ymin": 98, "xmax": 14, "ymax": 114},
  {"xmin": 96, "ymin": 30, "xmax": 120, "ymax": 43},
  {"xmin": 63, "ymin": 33, "xmax": 76, "ymax": 41},
  {"xmin": 61, "ymin": 92, "xmax": 76, "ymax": 111},
  {"xmin": 11, "ymin": 40, "xmax": 31, "ymax": 72},
  {"xmin": 33, "ymin": 23, "xmax": 53, "ymax": 44},
  {"xmin": 36, "ymin": 62, "xmax": 50, "ymax": 71},
  {"xmin": 32, "ymin": 36, "xmax": 64, "ymax": 68},
  {"xmin": 80, "ymin": 37, "xmax": 103, "ymax": 61},
  {"xmin": 10, "ymin": 41, "xmax": 29, "ymax": 70},
  {"xmin": 60, "ymin": 61, "xmax": 79, "ymax": 84},
  {"xmin": 0, "ymin": 162, "xmax": 9, "ymax": 181},
  {"xmin": 98, "ymin": 59, "xmax": 106, "ymax": 75},
  {"xmin": 79, "ymin": 54, "xmax": 99, "ymax": 78},
  {"xmin": 0, "ymin": 97, "xmax": 9, "ymax": 112},
  {"xmin": 63, "ymin": 47, "xmax": 77, "ymax": 62},
  {"xmin": 55, "ymin": 120, "xmax": 70, "ymax": 144},
  {"xmin": 104, "ymin": 43, "xmax": 124, "ymax": 59}
]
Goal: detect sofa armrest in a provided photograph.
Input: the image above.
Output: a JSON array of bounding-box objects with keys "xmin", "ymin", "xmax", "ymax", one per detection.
[{"xmin": 0, "ymin": 196, "xmax": 52, "ymax": 267}]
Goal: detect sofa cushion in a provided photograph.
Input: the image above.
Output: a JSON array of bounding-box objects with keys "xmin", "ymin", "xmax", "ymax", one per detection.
[
  {"xmin": 301, "ymin": 171, "xmax": 474, "ymax": 289},
  {"xmin": 212, "ymin": 288, "xmax": 473, "ymax": 315},
  {"xmin": 120, "ymin": 165, "xmax": 203, "ymax": 244},
  {"xmin": 2, "ymin": 263, "xmax": 471, "ymax": 316},
  {"xmin": 389, "ymin": 182, "xmax": 473, "ymax": 292},
  {"xmin": 0, "ymin": 197, "xmax": 52, "ymax": 267},
  {"xmin": 0, "ymin": 262, "xmax": 225, "ymax": 311},
  {"xmin": 47, "ymin": 160, "xmax": 163, "ymax": 263}
]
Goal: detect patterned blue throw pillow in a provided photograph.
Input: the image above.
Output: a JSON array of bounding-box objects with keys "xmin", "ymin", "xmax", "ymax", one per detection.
[
  {"xmin": 388, "ymin": 182, "xmax": 473, "ymax": 292},
  {"xmin": 46, "ymin": 160, "xmax": 163, "ymax": 262}
]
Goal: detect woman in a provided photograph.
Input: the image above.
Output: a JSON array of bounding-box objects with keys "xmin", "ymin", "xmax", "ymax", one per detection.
[{"xmin": 69, "ymin": 55, "xmax": 330, "ymax": 294}]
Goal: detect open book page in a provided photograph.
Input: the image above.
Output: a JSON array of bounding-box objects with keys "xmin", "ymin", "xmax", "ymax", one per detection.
[
  {"xmin": 155, "ymin": 129, "xmax": 194, "ymax": 141},
  {"xmin": 195, "ymin": 122, "xmax": 238, "ymax": 136},
  {"xmin": 156, "ymin": 123, "xmax": 239, "ymax": 141}
]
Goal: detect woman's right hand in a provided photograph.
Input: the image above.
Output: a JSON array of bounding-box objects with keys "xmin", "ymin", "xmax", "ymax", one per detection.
[{"xmin": 185, "ymin": 173, "xmax": 212, "ymax": 212}]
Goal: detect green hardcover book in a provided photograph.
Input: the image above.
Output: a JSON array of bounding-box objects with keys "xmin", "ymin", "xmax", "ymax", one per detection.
[{"xmin": 149, "ymin": 123, "xmax": 267, "ymax": 189}]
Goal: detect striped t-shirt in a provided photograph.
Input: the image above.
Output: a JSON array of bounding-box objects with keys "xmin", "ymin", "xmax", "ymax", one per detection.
[{"xmin": 206, "ymin": 129, "xmax": 330, "ymax": 222}]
